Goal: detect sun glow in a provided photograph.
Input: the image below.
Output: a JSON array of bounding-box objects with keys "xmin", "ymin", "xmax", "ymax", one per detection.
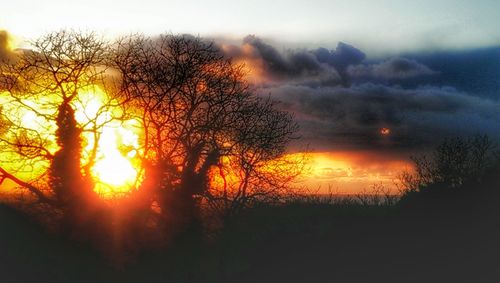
[
  {"xmin": 0, "ymin": 85, "xmax": 143, "ymax": 197},
  {"xmin": 91, "ymin": 121, "xmax": 142, "ymax": 195},
  {"xmin": 76, "ymin": 88, "xmax": 143, "ymax": 197},
  {"xmin": 86, "ymin": 121, "xmax": 142, "ymax": 195}
]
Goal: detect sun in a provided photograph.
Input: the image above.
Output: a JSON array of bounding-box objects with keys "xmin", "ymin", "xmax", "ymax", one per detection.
[
  {"xmin": 93, "ymin": 153, "xmax": 136, "ymax": 186},
  {"xmin": 75, "ymin": 88, "xmax": 143, "ymax": 197},
  {"xmin": 90, "ymin": 124, "xmax": 140, "ymax": 192}
]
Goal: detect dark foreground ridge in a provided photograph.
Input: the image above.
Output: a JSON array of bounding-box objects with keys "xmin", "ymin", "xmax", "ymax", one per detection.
[{"xmin": 1, "ymin": 166, "xmax": 500, "ymax": 283}]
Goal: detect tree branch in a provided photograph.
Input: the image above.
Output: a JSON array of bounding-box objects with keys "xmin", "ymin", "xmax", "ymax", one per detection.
[{"xmin": 0, "ymin": 166, "xmax": 55, "ymax": 205}]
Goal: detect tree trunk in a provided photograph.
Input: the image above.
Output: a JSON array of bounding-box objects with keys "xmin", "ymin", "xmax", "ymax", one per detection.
[{"xmin": 50, "ymin": 102, "xmax": 95, "ymax": 232}]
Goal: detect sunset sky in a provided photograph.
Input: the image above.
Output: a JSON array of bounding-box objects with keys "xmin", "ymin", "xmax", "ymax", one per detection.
[{"xmin": 1, "ymin": 0, "xmax": 499, "ymax": 193}]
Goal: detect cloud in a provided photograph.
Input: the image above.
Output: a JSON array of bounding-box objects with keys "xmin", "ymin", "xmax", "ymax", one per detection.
[
  {"xmin": 0, "ymin": 31, "xmax": 19, "ymax": 91},
  {"xmin": 241, "ymin": 35, "xmax": 291, "ymax": 77},
  {"xmin": 218, "ymin": 36, "xmax": 450, "ymax": 90},
  {"xmin": 219, "ymin": 36, "xmax": 369, "ymax": 85},
  {"xmin": 348, "ymin": 57, "xmax": 437, "ymax": 80},
  {"xmin": 0, "ymin": 31, "xmax": 15, "ymax": 63},
  {"xmin": 214, "ymin": 36, "xmax": 499, "ymax": 154},
  {"xmin": 312, "ymin": 42, "xmax": 366, "ymax": 85},
  {"xmin": 256, "ymin": 83, "xmax": 500, "ymax": 152},
  {"xmin": 315, "ymin": 42, "xmax": 365, "ymax": 70},
  {"xmin": 217, "ymin": 36, "xmax": 500, "ymax": 100}
]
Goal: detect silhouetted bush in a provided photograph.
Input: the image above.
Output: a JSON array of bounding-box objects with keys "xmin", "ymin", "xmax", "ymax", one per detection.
[
  {"xmin": 400, "ymin": 135, "xmax": 496, "ymax": 192},
  {"xmin": 399, "ymin": 135, "xmax": 499, "ymax": 208}
]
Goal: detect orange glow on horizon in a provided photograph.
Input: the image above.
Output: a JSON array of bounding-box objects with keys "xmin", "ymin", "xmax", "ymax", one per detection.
[
  {"xmin": 208, "ymin": 151, "xmax": 413, "ymax": 195},
  {"xmin": 290, "ymin": 151, "xmax": 413, "ymax": 194}
]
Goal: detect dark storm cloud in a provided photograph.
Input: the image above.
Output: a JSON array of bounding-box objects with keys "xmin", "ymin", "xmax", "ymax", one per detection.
[
  {"xmin": 312, "ymin": 42, "xmax": 366, "ymax": 85},
  {"xmin": 219, "ymin": 36, "xmax": 368, "ymax": 85},
  {"xmin": 314, "ymin": 43, "xmax": 365, "ymax": 69},
  {"xmin": 348, "ymin": 57, "xmax": 437, "ymax": 80},
  {"xmin": 216, "ymin": 36, "xmax": 500, "ymax": 153},
  {"xmin": 312, "ymin": 43, "xmax": 366, "ymax": 69},
  {"xmin": 239, "ymin": 35, "xmax": 343, "ymax": 84},
  {"xmin": 256, "ymin": 83, "xmax": 500, "ymax": 151},
  {"xmin": 241, "ymin": 35, "xmax": 292, "ymax": 77},
  {"xmin": 219, "ymin": 36, "xmax": 450, "ymax": 89},
  {"xmin": 241, "ymin": 36, "xmax": 366, "ymax": 80}
]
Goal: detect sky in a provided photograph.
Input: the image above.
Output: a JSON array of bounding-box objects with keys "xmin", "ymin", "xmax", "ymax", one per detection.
[
  {"xmin": 1, "ymin": 0, "xmax": 499, "ymax": 193},
  {"xmin": 2, "ymin": 0, "xmax": 500, "ymax": 53}
]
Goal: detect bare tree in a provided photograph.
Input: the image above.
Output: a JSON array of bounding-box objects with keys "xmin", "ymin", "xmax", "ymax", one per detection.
[
  {"xmin": 0, "ymin": 31, "xmax": 118, "ymax": 230},
  {"xmin": 399, "ymin": 135, "xmax": 496, "ymax": 194},
  {"xmin": 204, "ymin": 97, "xmax": 302, "ymax": 218},
  {"xmin": 113, "ymin": 34, "xmax": 301, "ymax": 229}
]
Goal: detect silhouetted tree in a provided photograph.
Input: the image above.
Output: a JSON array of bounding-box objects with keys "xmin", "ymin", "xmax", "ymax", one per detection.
[
  {"xmin": 203, "ymin": 97, "xmax": 303, "ymax": 218},
  {"xmin": 399, "ymin": 135, "xmax": 497, "ymax": 196},
  {"xmin": 113, "ymin": 34, "xmax": 300, "ymax": 230},
  {"xmin": 0, "ymin": 31, "xmax": 302, "ymax": 250},
  {"xmin": 0, "ymin": 31, "xmax": 117, "ymax": 231}
]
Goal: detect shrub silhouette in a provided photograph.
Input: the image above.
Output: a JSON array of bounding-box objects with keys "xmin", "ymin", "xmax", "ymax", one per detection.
[{"xmin": 399, "ymin": 135, "xmax": 499, "ymax": 206}]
